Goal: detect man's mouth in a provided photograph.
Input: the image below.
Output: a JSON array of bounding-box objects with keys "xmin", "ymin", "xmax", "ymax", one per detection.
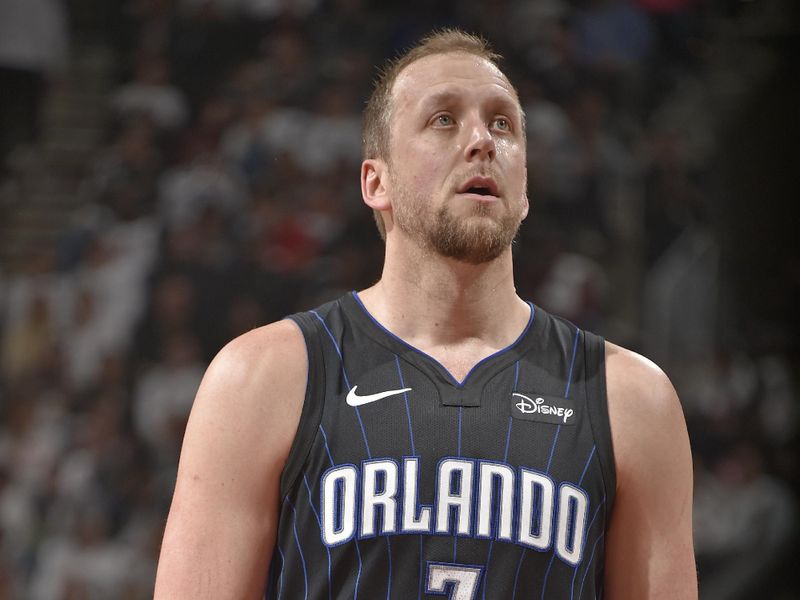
[
  {"xmin": 465, "ymin": 186, "xmax": 493, "ymax": 196},
  {"xmin": 458, "ymin": 176, "xmax": 500, "ymax": 199}
]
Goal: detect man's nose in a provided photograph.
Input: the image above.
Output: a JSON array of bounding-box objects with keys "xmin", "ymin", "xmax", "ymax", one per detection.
[{"xmin": 463, "ymin": 118, "xmax": 496, "ymax": 162}]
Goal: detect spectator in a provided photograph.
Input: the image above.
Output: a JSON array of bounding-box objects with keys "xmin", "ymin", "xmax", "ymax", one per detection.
[
  {"xmin": 0, "ymin": 248, "xmax": 69, "ymax": 383},
  {"xmin": 111, "ymin": 54, "xmax": 189, "ymax": 130},
  {"xmin": 61, "ymin": 222, "xmax": 158, "ymax": 391},
  {"xmin": 133, "ymin": 332, "xmax": 204, "ymax": 460},
  {"xmin": 298, "ymin": 83, "xmax": 362, "ymax": 175},
  {"xmin": 157, "ymin": 140, "xmax": 247, "ymax": 230},
  {"xmin": 85, "ymin": 117, "xmax": 164, "ymax": 219},
  {"xmin": 694, "ymin": 445, "xmax": 797, "ymax": 600}
]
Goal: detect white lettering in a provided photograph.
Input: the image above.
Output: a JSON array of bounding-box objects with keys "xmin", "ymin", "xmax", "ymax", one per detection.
[
  {"xmin": 518, "ymin": 469, "xmax": 555, "ymax": 550},
  {"xmin": 317, "ymin": 458, "xmax": 591, "ymax": 567},
  {"xmin": 477, "ymin": 462, "xmax": 515, "ymax": 541},
  {"xmin": 435, "ymin": 459, "xmax": 474, "ymax": 536},
  {"xmin": 513, "ymin": 394, "xmax": 575, "ymax": 423},
  {"xmin": 555, "ymin": 484, "xmax": 589, "ymax": 565},
  {"xmin": 321, "ymin": 466, "xmax": 357, "ymax": 546},
  {"xmin": 402, "ymin": 458, "xmax": 432, "ymax": 532},
  {"xmin": 361, "ymin": 460, "xmax": 398, "ymax": 537}
]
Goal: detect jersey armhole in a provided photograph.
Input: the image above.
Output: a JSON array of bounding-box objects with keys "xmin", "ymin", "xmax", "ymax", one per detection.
[
  {"xmin": 279, "ymin": 312, "xmax": 326, "ymax": 497},
  {"xmin": 582, "ymin": 331, "xmax": 616, "ymax": 528}
]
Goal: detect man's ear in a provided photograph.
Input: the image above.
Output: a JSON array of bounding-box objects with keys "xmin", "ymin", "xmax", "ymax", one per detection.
[{"xmin": 361, "ymin": 158, "xmax": 391, "ymax": 211}]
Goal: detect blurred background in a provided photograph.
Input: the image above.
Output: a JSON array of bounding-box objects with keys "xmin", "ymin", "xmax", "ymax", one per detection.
[{"xmin": 0, "ymin": 0, "xmax": 798, "ymax": 597}]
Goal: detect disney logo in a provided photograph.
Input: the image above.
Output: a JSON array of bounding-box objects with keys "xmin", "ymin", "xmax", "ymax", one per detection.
[{"xmin": 513, "ymin": 393, "xmax": 574, "ymax": 423}]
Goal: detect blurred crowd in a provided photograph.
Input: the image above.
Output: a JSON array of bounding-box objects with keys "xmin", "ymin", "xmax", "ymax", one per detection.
[{"xmin": 0, "ymin": 0, "xmax": 797, "ymax": 598}]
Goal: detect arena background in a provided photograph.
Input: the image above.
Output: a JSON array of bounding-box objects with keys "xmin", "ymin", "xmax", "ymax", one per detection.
[{"xmin": 0, "ymin": 0, "xmax": 798, "ymax": 597}]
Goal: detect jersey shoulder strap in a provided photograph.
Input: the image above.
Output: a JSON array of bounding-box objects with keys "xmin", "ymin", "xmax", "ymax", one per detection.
[
  {"xmin": 581, "ymin": 328, "xmax": 616, "ymax": 523},
  {"xmin": 279, "ymin": 309, "xmax": 327, "ymax": 496}
]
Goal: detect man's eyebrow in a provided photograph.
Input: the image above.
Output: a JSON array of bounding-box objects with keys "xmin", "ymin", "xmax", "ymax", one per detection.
[
  {"xmin": 417, "ymin": 88, "xmax": 522, "ymax": 117},
  {"xmin": 417, "ymin": 90, "xmax": 462, "ymax": 110}
]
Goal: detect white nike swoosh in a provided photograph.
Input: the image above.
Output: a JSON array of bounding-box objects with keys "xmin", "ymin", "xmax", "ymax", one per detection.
[{"xmin": 346, "ymin": 385, "xmax": 412, "ymax": 407}]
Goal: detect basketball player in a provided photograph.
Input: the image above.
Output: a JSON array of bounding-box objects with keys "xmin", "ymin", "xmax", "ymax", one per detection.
[{"xmin": 154, "ymin": 30, "xmax": 697, "ymax": 599}]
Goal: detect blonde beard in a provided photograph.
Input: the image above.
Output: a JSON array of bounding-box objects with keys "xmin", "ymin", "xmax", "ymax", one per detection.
[{"xmin": 392, "ymin": 186, "xmax": 522, "ymax": 265}]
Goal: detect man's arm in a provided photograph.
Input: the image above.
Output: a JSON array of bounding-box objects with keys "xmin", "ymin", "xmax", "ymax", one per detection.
[
  {"xmin": 154, "ymin": 320, "xmax": 307, "ymax": 599},
  {"xmin": 604, "ymin": 342, "xmax": 697, "ymax": 599}
]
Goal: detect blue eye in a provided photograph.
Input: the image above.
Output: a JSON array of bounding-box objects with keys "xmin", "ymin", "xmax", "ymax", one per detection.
[
  {"xmin": 434, "ymin": 114, "xmax": 453, "ymax": 126},
  {"xmin": 493, "ymin": 117, "xmax": 511, "ymax": 131}
]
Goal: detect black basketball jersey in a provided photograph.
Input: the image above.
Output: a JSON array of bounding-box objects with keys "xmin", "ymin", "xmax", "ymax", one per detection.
[{"xmin": 265, "ymin": 292, "xmax": 615, "ymax": 600}]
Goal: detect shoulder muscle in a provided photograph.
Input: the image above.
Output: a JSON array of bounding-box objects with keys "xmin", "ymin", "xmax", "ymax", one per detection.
[
  {"xmin": 154, "ymin": 319, "xmax": 307, "ymax": 599},
  {"xmin": 605, "ymin": 341, "xmax": 688, "ymax": 487},
  {"xmin": 604, "ymin": 341, "xmax": 697, "ymax": 599}
]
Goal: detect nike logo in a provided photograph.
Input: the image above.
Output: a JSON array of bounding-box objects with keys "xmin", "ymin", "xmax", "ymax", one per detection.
[{"xmin": 346, "ymin": 385, "xmax": 412, "ymax": 407}]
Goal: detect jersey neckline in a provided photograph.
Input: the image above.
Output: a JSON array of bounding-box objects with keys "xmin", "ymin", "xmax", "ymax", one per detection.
[{"xmin": 345, "ymin": 290, "xmax": 537, "ymax": 388}]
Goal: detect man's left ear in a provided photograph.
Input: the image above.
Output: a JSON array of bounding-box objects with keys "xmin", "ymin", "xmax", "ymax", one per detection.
[{"xmin": 361, "ymin": 159, "xmax": 390, "ymax": 211}]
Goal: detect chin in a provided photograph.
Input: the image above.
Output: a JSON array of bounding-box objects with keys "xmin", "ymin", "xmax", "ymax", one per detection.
[{"xmin": 429, "ymin": 222, "xmax": 516, "ymax": 265}]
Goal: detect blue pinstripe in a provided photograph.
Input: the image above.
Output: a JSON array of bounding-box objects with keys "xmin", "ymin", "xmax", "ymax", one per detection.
[
  {"xmin": 569, "ymin": 494, "xmax": 606, "ymax": 599},
  {"xmin": 311, "ymin": 310, "xmax": 372, "ymax": 458},
  {"xmin": 303, "ymin": 474, "xmax": 332, "ymax": 600},
  {"xmin": 578, "ymin": 446, "xmax": 596, "ymax": 486},
  {"xmin": 483, "ymin": 360, "xmax": 521, "ymax": 600},
  {"xmin": 456, "ymin": 406, "xmax": 463, "ymax": 456},
  {"xmin": 310, "ymin": 310, "xmax": 351, "ymax": 389},
  {"xmin": 544, "ymin": 426, "xmax": 562, "ymax": 474},
  {"xmin": 585, "ymin": 499, "xmax": 608, "ymax": 551},
  {"xmin": 540, "ymin": 554, "xmax": 558, "ymax": 600},
  {"xmin": 275, "ymin": 543, "xmax": 285, "ymax": 600},
  {"xmin": 510, "ymin": 543, "xmax": 529, "ymax": 600},
  {"xmin": 317, "ymin": 424, "xmax": 363, "ymax": 600},
  {"xmin": 285, "ymin": 497, "xmax": 309, "ymax": 600},
  {"xmin": 538, "ymin": 327, "xmax": 583, "ymax": 600},
  {"xmin": 564, "ymin": 328, "xmax": 582, "ymax": 399},
  {"xmin": 319, "ymin": 424, "xmax": 334, "ymax": 467},
  {"xmin": 354, "ymin": 535, "xmax": 363, "ymax": 600},
  {"xmin": 386, "ymin": 537, "xmax": 393, "ymax": 600},
  {"xmin": 394, "ymin": 356, "xmax": 425, "ymax": 600},
  {"xmin": 453, "ymin": 406, "xmax": 464, "ymax": 561},
  {"xmin": 394, "ymin": 356, "xmax": 416, "ymax": 456},
  {"xmin": 572, "ymin": 497, "xmax": 606, "ymax": 596},
  {"xmin": 577, "ymin": 533, "xmax": 605, "ymax": 599},
  {"xmin": 418, "ymin": 536, "xmax": 424, "ymax": 600}
]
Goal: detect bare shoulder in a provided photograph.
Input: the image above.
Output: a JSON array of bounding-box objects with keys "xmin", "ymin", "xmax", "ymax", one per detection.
[
  {"xmin": 605, "ymin": 341, "xmax": 677, "ymax": 408},
  {"xmin": 603, "ymin": 341, "xmax": 689, "ymax": 486},
  {"xmin": 604, "ymin": 341, "xmax": 685, "ymax": 430},
  {"xmin": 203, "ymin": 318, "xmax": 307, "ymax": 396},
  {"xmin": 602, "ymin": 346, "xmax": 697, "ymax": 598},
  {"xmin": 154, "ymin": 319, "xmax": 308, "ymax": 598},
  {"xmin": 181, "ymin": 318, "xmax": 309, "ymax": 472},
  {"xmin": 192, "ymin": 318, "xmax": 305, "ymax": 416},
  {"xmin": 176, "ymin": 317, "xmax": 308, "ymax": 483}
]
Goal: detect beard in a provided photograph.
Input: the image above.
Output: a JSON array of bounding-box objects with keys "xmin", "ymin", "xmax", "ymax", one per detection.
[{"xmin": 392, "ymin": 184, "xmax": 524, "ymax": 265}]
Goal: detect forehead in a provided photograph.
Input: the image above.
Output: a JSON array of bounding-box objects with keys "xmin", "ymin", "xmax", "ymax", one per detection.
[{"xmin": 391, "ymin": 52, "xmax": 520, "ymax": 115}]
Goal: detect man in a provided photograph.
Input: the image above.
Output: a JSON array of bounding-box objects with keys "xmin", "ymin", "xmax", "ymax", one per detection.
[{"xmin": 154, "ymin": 29, "xmax": 697, "ymax": 599}]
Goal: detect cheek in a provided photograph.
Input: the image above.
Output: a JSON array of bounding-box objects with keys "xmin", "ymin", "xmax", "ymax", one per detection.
[
  {"xmin": 498, "ymin": 142, "xmax": 527, "ymax": 184},
  {"xmin": 413, "ymin": 142, "xmax": 447, "ymax": 169},
  {"xmin": 405, "ymin": 147, "xmax": 449, "ymax": 188},
  {"xmin": 496, "ymin": 136, "xmax": 525, "ymax": 159}
]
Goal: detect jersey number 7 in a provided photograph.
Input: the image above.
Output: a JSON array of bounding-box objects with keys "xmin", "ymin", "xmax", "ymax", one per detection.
[{"xmin": 425, "ymin": 562, "xmax": 484, "ymax": 600}]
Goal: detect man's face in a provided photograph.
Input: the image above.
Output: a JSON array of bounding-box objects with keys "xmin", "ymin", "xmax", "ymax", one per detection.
[{"xmin": 385, "ymin": 52, "xmax": 528, "ymax": 264}]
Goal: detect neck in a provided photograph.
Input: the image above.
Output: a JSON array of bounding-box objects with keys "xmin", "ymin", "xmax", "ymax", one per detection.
[{"xmin": 358, "ymin": 237, "xmax": 530, "ymax": 349}]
